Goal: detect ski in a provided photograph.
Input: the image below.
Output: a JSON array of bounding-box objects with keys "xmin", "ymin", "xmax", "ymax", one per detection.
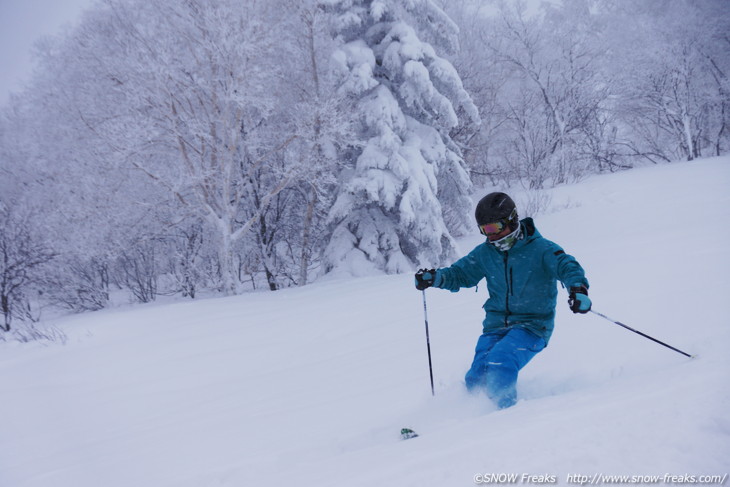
[{"xmin": 400, "ymin": 428, "xmax": 419, "ymax": 440}]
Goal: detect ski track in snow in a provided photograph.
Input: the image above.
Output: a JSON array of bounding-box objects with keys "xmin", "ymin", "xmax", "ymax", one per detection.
[{"xmin": 1, "ymin": 156, "xmax": 729, "ymax": 486}]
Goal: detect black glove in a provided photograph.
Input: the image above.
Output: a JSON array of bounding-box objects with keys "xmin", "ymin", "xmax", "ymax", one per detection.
[
  {"xmin": 568, "ymin": 285, "xmax": 592, "ymax": 314},
  {"xmin": 415, "ymin": 268, "xmax": 437, "ymax": 290}
]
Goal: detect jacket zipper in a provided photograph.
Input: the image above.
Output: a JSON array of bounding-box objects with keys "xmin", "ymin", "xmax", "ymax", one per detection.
[{"xmin": 503, "ymin": 252, "xmax": 511, "ymax": 327}]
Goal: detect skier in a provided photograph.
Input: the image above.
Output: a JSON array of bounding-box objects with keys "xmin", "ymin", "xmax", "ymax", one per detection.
[{"xmin": 414, "ymin": 192, "xmax": 591, "ymax": 409}]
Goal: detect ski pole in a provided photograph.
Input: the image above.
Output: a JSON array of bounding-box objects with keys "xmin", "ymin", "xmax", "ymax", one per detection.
[
  {"xmin": 422, "ymin": 289, "xmax": 435, "ymax": 395},
  {"xmin": 589, "ymin": 310, "xmax": 695, "ymax": 358}
]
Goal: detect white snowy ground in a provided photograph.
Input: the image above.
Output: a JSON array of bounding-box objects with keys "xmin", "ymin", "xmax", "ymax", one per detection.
[{"xmin": 1, "ymin": 157, "xmax": 729, "ymax": 487}]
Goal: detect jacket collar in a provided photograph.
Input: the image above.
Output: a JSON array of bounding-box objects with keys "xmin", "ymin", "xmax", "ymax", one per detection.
[{"xmin": 510, "ymin": 218, "xmax": 540, "ymax": 251}]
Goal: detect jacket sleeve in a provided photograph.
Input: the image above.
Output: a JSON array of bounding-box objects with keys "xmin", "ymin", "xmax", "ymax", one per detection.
[
  {"xmin": 542, "ymin": 243, "xmax": 589, "ymax": 290},
  {"xmin": 434, "ymin": 246, "xmax": 486, "ymax": 292}
]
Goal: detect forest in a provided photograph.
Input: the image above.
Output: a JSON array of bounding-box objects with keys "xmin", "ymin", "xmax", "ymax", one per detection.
[{"xmin": 1, "ymin": 0, "xmax": 728, "ymax": 332}]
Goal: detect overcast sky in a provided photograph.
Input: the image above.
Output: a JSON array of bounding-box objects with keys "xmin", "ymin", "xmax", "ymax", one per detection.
[{"xmin": 0, "ymin": 0, "xmax": 94, "ymax": 105}]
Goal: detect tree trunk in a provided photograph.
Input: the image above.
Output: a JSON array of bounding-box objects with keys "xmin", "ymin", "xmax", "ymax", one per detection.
[
  {"xmin": 1, "ymin": 294, "xmax": 10, "ymax": 332},
  {"xmin": 682, "ymin": 114, "xmax": 695, "ymax": 161},
  {"xmin": 299, "ymin": 188, "xmax": 317, "ymax": 286},
  {"xmin": 217, "ymin": 221, "xmax": 238, "ymax": 296}
]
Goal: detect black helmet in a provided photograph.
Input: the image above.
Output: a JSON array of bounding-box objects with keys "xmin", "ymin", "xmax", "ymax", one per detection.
[{"xmin": 475, "ymin": 192, "xmax": 518, "ymax": 231}]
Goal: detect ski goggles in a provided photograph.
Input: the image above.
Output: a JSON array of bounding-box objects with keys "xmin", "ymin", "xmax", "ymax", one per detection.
[
  {"xmin": 478, "ymin": 209, "xmax": 516, "ymax": 236},
  {"xmin": 479, "ymin": 220, "xmax": 508, "ymax": 236}
]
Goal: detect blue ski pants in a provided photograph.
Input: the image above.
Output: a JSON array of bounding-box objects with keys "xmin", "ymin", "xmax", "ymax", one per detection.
[{"xmin": 465, "ymin": 327, "xmax": 546, "ymax": 409}]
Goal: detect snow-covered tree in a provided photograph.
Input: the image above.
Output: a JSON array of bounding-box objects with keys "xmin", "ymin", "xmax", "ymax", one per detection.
[
  {"xmin": 607, "ymin": 0, "xmax": 730, "ymax": 162},
  {"xmin": 0, "ymin": 202, "xmax": 56, "ymax": 331},
  {"xmin": 321, "ymin": 0, "xmax": 480, "ymax": 275},
  {"xmin": 475, "ymin": 0, "xmax": 616, "ymax": 188},
  {"xmin": 245, "ymin": 0, "xmax": 349, "ymax": 289},
  {"xmin": 41, "ymin": 0, "xmax": 298, "ymax": 295}
]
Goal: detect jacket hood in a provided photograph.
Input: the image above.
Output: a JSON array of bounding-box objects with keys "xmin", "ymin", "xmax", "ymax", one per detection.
[{"xmin": 521, "ymin": 217, "xmax": 540, "ymax": 239}]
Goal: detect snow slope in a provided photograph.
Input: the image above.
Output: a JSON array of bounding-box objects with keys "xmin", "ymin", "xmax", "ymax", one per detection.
[{"xmin": 1, "ymin": 157, "xmax": 729, "ymax": 487}]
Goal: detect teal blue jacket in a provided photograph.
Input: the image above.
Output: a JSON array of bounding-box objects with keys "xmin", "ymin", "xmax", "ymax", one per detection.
[{"xmin": 435, "ymin": 218, "xmax": 588, "ymax": 343}]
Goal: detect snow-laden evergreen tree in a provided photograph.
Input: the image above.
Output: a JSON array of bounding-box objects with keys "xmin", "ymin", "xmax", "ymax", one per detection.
[{"xmin": 321, "ymin": 0, "xmax": 480, "ymax": 275}]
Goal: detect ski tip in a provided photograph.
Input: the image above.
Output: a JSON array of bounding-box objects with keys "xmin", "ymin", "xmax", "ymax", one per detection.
[{"xmin": 400, "ymin": 428, "xmax": 419, "ymax": 440}]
